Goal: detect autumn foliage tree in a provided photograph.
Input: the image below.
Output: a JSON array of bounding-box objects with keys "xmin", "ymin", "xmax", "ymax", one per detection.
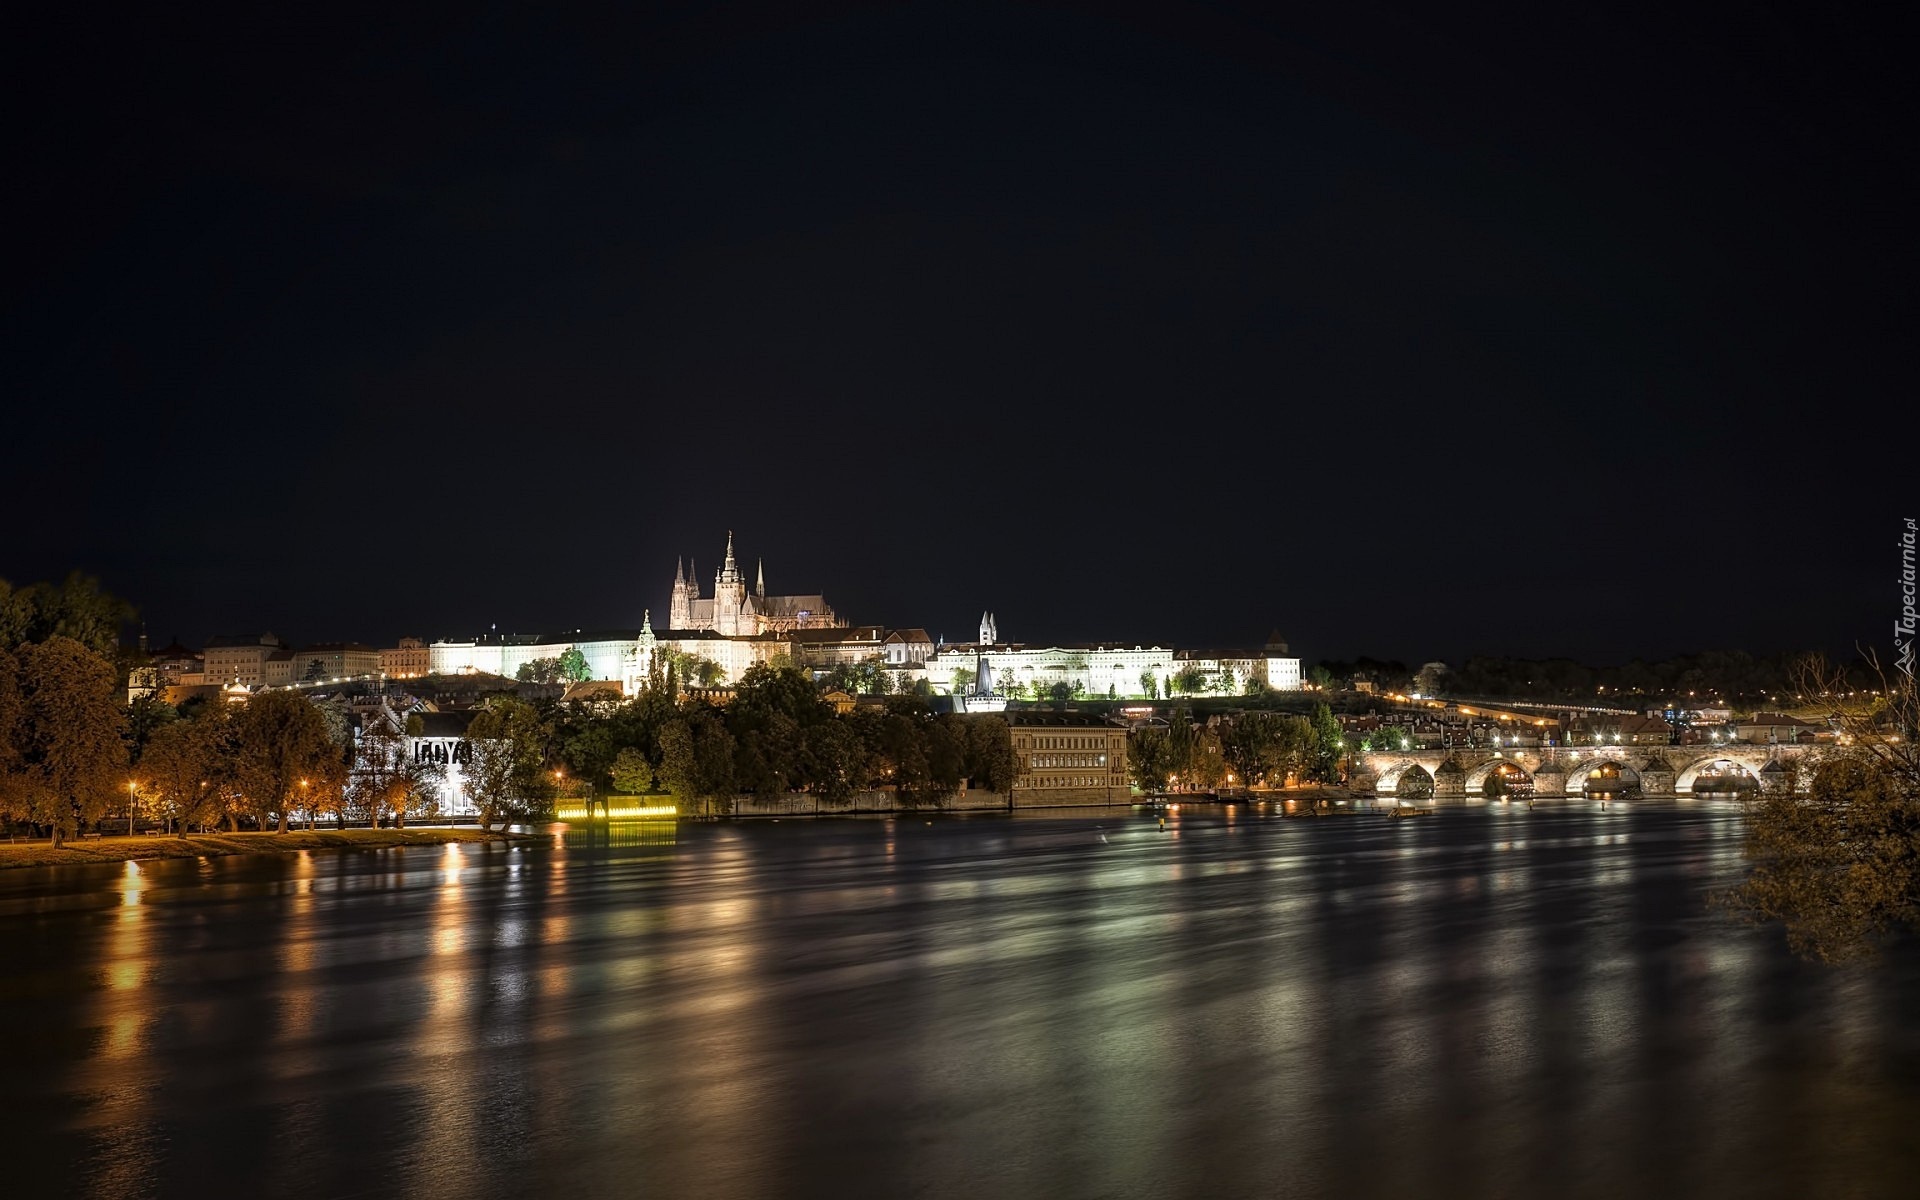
[
  {"xmin": 135, "ymin": 714, "xmax": 225, "ymax": 834},
  {"xmin": 1, "ymin": 637, "xmax": 128, "ymax": 846},
  {"xmin": 230, "ymin": 690, "xmax": 340, "ymax": 833},
  {"xmin": 1726, "ymin": 657, "xmax": 1920, "ymax": 961}
]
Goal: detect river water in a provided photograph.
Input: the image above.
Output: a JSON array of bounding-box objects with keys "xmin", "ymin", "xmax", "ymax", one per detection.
[{"xmin": 2, "ymin": 803, "xmax": 1915, "ymax": 1199}]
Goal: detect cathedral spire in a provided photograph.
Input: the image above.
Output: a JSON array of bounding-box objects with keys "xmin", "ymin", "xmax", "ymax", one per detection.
[
  {"xmin": 641, "ymin": 608, "xmax": 653, "ymax": 636},
  {"xmin": 717, "ymin": 530, "xmax": 743, "ymax": 586},
  {"xmin": 674, "ymin": 557, "xmax": 684, "ymax": 587},
  {"xmin": 756, "ymin": 557, "xmax": 765, "ymax": 597}
]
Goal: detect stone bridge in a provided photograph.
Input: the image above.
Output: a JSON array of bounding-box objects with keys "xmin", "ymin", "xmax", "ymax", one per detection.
[{"xmin": 1350, "ymin": 744, "xmax": 1819, "ymax": 799}]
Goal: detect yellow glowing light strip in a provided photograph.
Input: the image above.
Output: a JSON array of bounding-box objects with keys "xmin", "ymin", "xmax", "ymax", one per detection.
[{"xmin": 556, "ymin": 802, "xmax": 679, "ymax": 820}]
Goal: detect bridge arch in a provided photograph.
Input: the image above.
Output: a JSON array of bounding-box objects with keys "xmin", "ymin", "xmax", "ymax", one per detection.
[
  {"xmin": 1572, "ymin": 759, "xmax": 1639, "ymax": 793},
  {"xmin": 1464, "ymin": 758, "xmax": 1533, "ymax": 796},
  {"xmin": 1373, "ymin": 759, "xmax": 1432, "ymax": 795},
  {"xmin": 1385, "ymin": 764, "xmax": 1434, "ymax": 799},
  {"xmin": 1675, "ymin": 756, "xmax": 1761, "ymax": 794}
]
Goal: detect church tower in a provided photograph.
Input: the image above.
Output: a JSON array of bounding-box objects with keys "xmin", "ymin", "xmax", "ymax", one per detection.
[
  {"xmin": 979, "ymin": 611, "xmax": 998, "ymax": 645},
  {"xmin": 713, "ymin": 532, "xmax": 747, "ymax": 635},
  {"xmin": 669, "ymin": 557, "xmax": 693, "ymax": 629}
]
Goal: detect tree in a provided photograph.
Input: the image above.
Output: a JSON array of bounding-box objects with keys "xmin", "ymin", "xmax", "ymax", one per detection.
[
  {"xmin": 880, "ymin": 712, "xmax": 939, "ymax": 808},
  {"xmin": 951, "ymin": 666, "xmax": 976, "ymax": 695},
  {"xmin": 516, "ymin": 657, "xmax": 562, "ymax": 684},
  {"xmin": 965, "ymin": 716, "xmax": 1017, "ymax": 798},
  {"xmin": 231, "ymin": 690, "xmax": 341, "ymax": 832},
  {"xmin": 1222, "ymin": 711, "xmax": 1293, "ymax": 787},
  {"xmin": 1173, "ymin": 666, "xmax": 1208, "ymax": 696},
  {"xmin": 923, "ymin": 715, "xmax": 968, "ymax": 805},
  {"xmin": 1308, "ymin": 664, "xmax": 1333, "ymax": 690},
  {"xmin": 733, "ymin": 664, "xmax": 830, "ymax": 729},
  {"xmin": 558, "ymin": 647, "xmax": 593, "ymax": 683},
  {"xmin": 1725, "ymin": 657, "xmax": 1920, "ymax": 961},
  {"xmin": 1129, "ymin": 727, "xmax": 1171, "ymax": 793},
  {"xmin": 126, "ymin": 693, "xmax": 178, "ymax": 759},
  {"xmin": 1139, "ymin": 670, "xmax": 1159, "ymax": 699},
  {"xmin": 464, "ymin": 696, "xmax": 554, "ymax": 831},
  {"xmin": 348, "ymin": 719, "xmax": 407, "ymax": 827},
  {"xmin": 801, "ymin": 719, "xmax": 866, "ymax": 809},
  {"xmin": 1188, "ymin": 727, "xmax": 1228, "ymax": 791},
  {"xmin": 611, "ymin": 747, "xmax": 655, "ymax": 794},
  {"xmin": 656, "ymin": 710, "xmax": 736, "ymax": 815},
  {"xmin": 1, "ymin": 637, "xmax": 128, "ymax": 846},
  {"xmin": 135, "ymin": 713, "xmax": 223, "ymax": 834},
  {"xmin": 1165, "ymin": 708, "xmax": 1196, "ymax": 786},
  {"xmin": 0, "ymin": 573, "xmax": 136, "ymax": 661},
  {"xmin": 1304, "ymin": 702, "xmax": 1345, "ymax": 783},
  {"xmin": 389, "ymin": 750, "xmax": 445, "ymax": 828}
]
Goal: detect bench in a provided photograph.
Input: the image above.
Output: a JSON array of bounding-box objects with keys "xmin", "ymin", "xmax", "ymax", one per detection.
[
  {"xmin": 142, "ymin": 828, "xmax": 165, "ymax": 837},
  {"xmin": 81, "ymin": 832, "xmax": 103, "ymax": 841}
]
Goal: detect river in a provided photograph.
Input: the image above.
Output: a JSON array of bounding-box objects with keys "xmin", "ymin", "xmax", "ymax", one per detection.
[{"xmin": 2, "ymin": 803, "xmax": 1915, "ymax": 1198}]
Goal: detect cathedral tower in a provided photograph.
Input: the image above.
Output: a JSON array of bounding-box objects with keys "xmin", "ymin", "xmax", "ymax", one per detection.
[
  {"xmin": 669, "ymin": 557, "xmax": 694, "ymax": 629},
  {"xmin": 713, "ymin": 532, "xmax": 747, "ymax": 635}
]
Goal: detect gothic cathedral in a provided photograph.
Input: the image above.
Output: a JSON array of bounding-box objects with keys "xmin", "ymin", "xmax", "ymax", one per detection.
[{"xmin": 667, "ymin": 533, "xmax": 845, "ymax": 635}]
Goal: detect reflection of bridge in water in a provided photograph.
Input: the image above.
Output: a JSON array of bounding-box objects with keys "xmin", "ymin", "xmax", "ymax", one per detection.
[{"xmin": 1351, "ymin": 744, "xmax": 1817, "ymax": 799}]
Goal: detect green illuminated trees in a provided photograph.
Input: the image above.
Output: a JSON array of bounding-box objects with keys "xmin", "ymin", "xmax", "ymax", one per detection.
[
  {"xmin": 558, "ymin": 647, "xmax": 592, "ymax": 683},
  {"xmin": 464, "ymin": 696, "xmax": 554, "ymax": 832},
  {"xmin": 1305, "ymin": 703, "xmax": 1345, "ymax": 783},
  {"xmin": 1128, "ymin": 727, "xmax": 1170, "ymax": 793},
  {"xmin": 611, "ymin": 747, "xmax": 655, "ymax": 795}
]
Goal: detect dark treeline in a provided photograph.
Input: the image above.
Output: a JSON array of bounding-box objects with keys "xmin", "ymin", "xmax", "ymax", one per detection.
[
  {"xmin": 1318, "ymin": 651, "xmax": 1874, "ymax": 707},
  {"xmin": 1127, "ymin": 705, "xmax": 1345, "ymax": 793},
  {"xmin": 540, "ymin": 664, "xmax": 1017, "ymax": 816}
]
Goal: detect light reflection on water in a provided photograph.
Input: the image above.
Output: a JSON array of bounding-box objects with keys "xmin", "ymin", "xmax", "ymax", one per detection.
[{"xmin": 0, "ymin": 804, "xmax": 1916, "ymax": 1199}]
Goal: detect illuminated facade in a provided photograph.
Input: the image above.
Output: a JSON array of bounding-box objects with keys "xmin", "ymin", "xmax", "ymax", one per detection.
[
  {"xmin": 1009, "ymin": 713, "xmax": 1130, "ymax": 800},
  {"xmin": 379, "ymin": 637, "xmax": 430, "ymax": 679},
  {"xmin": 922, "ymin": 624, "xmax": 1302, "ymax": 699},
  {"xmin": 429, "ymin": 611, "xmax": 790, "ymax": 690},
  {"xmin": 668, "ymin": 532, "xmax": 843, "ymax": 635}
]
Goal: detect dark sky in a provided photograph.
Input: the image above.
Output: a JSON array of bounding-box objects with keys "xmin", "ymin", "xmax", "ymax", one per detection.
[{"xmin": 4, "ymin": 2, "xmax": 1906, "ymax": 664}]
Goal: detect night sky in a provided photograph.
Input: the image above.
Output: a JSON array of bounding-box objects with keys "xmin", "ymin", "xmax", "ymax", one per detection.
[{"xmin": 4, "ymin": 3, "xmax": 1905, "ymax": 663}]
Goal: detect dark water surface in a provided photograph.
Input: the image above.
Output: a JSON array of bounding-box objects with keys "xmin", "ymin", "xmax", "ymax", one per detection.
[{"xmin": 3, "ymin": 804, "xmax": 1916, "ymax": 1199}]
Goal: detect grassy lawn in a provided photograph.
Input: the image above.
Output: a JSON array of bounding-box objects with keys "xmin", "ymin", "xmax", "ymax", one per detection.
[{"xmin": 0, "ymin": 827, "xmax": 530, "ymax": 870}]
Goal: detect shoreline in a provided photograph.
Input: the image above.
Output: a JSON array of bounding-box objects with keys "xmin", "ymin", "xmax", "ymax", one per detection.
[{"xmin": 0, "ymin": 827, "xmax": 533, "ymax": 871}]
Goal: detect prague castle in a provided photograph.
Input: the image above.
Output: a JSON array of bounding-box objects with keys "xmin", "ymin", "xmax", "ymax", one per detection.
[
  {"xmin": 667, "ymin": 532, "xmax": 842, "ymax": 636},
  {"xmin": 426, "ymin": 532, "xmax": 1297, "ymax": 698}
]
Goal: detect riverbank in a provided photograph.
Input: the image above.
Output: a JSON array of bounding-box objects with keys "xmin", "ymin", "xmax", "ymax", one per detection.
[{"xmin": 0, "ymin": 827, "xmax": 530, "ymax": 870}]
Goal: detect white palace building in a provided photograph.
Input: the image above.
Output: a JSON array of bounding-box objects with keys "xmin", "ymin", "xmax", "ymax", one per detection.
[{"xmin": 923, "ymin": 615, "xmax": 1302, "ymax": 700}]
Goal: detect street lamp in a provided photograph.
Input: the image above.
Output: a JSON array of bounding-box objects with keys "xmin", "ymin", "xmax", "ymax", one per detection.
[
  {"xmin": 299, "ymin": 778, "xmax": 310, "ymax": 830},
  {"xmin": 128, "ymin": 779, "xmax": 138, "ymax": 837}
]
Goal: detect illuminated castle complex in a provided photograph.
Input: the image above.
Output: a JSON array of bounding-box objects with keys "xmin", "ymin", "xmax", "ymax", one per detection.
[{"xmin": 667, "ymin": 532, "xmax": 843, "ymax": 635}]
